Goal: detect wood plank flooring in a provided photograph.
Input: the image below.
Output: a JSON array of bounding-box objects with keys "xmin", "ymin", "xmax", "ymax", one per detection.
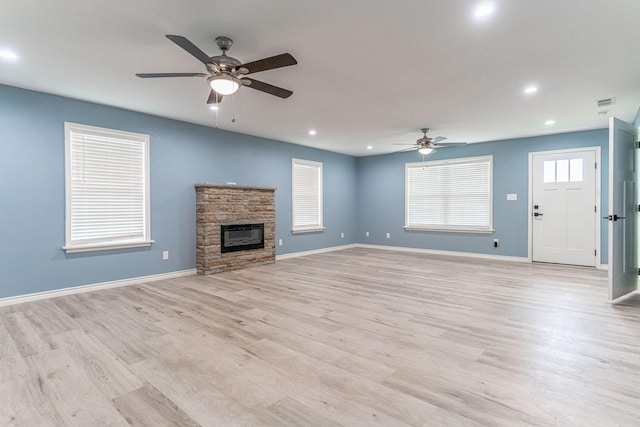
[{"xmin": 2, "ymin": 247, "xmax": 640, "ymax": 426}]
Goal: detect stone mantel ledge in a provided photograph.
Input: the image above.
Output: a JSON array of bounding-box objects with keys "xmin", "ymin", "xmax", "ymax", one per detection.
[{"xmin": 194, "ymin": 183, "xmax": 276, "ymax": 191}]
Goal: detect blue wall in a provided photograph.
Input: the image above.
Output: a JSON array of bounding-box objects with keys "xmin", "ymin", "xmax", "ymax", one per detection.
[
  {"xmin": 0, "ymin": 84, "xmax": 357, "ymax": 299},
  {"xmin": 0, "ymin": 83, "xmax": 617, "ymax": 300},
  {"xmin": 356, "ymin": 130, "xmax": 609, "ymax": 262}
]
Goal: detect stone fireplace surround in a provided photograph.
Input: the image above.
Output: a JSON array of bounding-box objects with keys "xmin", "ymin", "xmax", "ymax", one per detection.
[{"xmin": 195, "ymin": 184, "xmax": 275, "ymax": 275}]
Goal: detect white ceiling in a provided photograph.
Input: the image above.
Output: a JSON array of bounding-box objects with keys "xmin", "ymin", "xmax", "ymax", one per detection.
[{"xmin": 1, "ymin": 0, "xmax": 639, "ymax": 156}]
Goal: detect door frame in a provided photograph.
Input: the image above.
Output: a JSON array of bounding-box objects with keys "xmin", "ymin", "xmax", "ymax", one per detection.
[{"xmin": 527, "ymin": 146, "xmax": 602, "ymax": 267}]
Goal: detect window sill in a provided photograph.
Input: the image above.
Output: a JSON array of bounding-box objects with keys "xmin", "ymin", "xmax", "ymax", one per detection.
[
  {"xmin": 63, "ymin": 240, "xmax": 154, "ymax": 254},
  {"xmin": 291, "ymin": 227, "xmax": 325, "ymax": 234},
  {"xmin": 403, "ymin": 226, "xmax": 494, "ymax": 234}
]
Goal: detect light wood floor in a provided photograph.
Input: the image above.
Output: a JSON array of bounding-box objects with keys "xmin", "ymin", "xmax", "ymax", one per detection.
[{"xmin": 2, "ymin": 248, "xmax": 640, "ymax": 426}]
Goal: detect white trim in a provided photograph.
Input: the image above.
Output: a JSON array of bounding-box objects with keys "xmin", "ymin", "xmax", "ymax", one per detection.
[
  {"xmin": 356, "ymin": 244, "xmax": 529, "ymax": 263},
  {"xmin": 527, "ymin": 146, "xmax": 601, "ymax": 267},
  {"xmin": 291, "ymin": 227, "xmax": 326, "ymax": 234},
  {"xmin": 597, "ymin": 264, "xmax": 609, "ymax": 271},
  {"xmin": 64, "ymin": 240, "xmax": 155, "ymax": 254},
  {"xmin": 276, "ymin": 244, "xmax": 357, "ymax": 260},
  {"xmin": 0, "ymin": 269, "xmax": 196, "ymax": 308},
  {"xmin": 403, "ymin": 226, "xmax": 495, "ymax": 234}
]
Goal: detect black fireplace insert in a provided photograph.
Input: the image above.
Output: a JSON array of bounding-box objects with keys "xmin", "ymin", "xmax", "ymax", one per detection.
[{"xmin": 220, "ymin": 223, "xmax": 264, "ymax": 253}]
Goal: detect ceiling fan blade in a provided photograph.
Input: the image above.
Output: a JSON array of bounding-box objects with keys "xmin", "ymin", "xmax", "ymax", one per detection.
[
  {"xmin": 236, "ymin": 53, "xmax": 297, "ymax": 74},
  {"xmin": 391, "ymin": 143, "xmax": 417, "ymax": 146},
  {"xmin": 241, "ymin": 78, "xmax": 293, "ymax": 98},
  {"xmin": 206, "ymin": 90, "xmax": 223, "ymax": 104},
  {"xmin": 136, "ymin": 72, "xmax": 208, "ymax": 78},
  {"xmin": 433, "ymin": 136, "xmax": 447, "ymax": 143},
  {"xmin": 166, "ymin": 35, "xmax": 211, "ymax": 64},
  {"xmin": 392, "ymin": 147, "xmax": 419, "ymax": 153},
  {"xmin": 436, "ymin": 141, "xmax": 468, "ymax": 146}
]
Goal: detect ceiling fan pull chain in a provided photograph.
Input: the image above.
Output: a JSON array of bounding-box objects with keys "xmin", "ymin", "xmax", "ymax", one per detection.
[
  {"xmin": 215, "ymin": 92, "xmax": 219, "ymax": 128},
  {"xmin": 231, "ymin": 92, "xmax": 236, "ymax": 123}
]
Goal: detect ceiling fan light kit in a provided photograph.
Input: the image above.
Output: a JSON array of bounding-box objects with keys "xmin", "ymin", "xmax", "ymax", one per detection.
[
  {"xmin": 136, "ymin": 34, "xmax": 297, "ymax": 104},
  {"xmin": 208, "ymin": 74, "xmax": 240, "ymax": 95}
]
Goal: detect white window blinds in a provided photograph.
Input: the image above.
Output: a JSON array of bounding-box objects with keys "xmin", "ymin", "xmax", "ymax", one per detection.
[
  {"xmin": 292, "ymin": 158, "xmax": 323, "ymax": 232},
  {"xmin": 406, "ymin": 155, "xmax": 493, "ymax": 232},
  {"xmin": 64, "ymin": 123, "xmax": 151, "ymax": 252}
]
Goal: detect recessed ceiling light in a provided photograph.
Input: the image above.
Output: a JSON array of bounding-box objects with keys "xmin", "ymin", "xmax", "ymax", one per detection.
[
  {"xmin": 366, "ymin": 145, "xmax": 373, "ymax": 150},
  {"xmin": 475, "ymin": 2, "xmax": 495, "ymax": 17},
  {"xmin": 209, "ymin": 105, "xmax": 219, "ymax": 111},
  {"xmin": 545, "ymin": 119, "xmax": 555, "ymax": 125},
  {"xmin": 0, "ymin": 49, "xmax": 18, "ymax": 62},
  {"xmin": 308, "ymin": 130, "xmax": 317, "ymax": 136},
  {"xmin": 524, "ymin": 85, "xmax": 539, "ymax": 95}
]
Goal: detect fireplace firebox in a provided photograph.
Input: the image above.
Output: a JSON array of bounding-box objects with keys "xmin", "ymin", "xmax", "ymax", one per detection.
[{"xmin": 220, "ymin": 223, "xmax": 265, "ymax": 253}]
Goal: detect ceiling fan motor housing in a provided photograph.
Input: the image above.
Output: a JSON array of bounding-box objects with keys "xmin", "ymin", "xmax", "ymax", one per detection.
[{"xmin": 209, "ymin": 54, "xmax": 241, "ymax": 72}]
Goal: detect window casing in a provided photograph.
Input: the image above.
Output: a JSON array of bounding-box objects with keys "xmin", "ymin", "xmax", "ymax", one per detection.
[
  {"xmin": 292, "ymin": 158, "xmax": 324, "ymax": 233},
  {"xmin": 405, "ymin": 155, "xmax": 493, "ymax": 233},
  {"xmin": 64, "ymin": 122, "xmax": 152, "ymax": 253}
]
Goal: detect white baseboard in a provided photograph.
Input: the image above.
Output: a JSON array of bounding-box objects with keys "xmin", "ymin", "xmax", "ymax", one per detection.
[
  {"xmin": 276, "ymin": 244, "xmax": 358, "ymax": 260},
  {"xmin": 277, "ymin": 243, "xmax": 529, "ymax": 263},
  {"xmin": 355, "ymin": 243, "xmax": 530, "ymax": 263},
  {"xmin": 1, "ymin": 242, "xmax": 603, "ymax": 307},
  {"xmin": 0, "ymin": 269, "xmax": 197, "ymax": 308}
]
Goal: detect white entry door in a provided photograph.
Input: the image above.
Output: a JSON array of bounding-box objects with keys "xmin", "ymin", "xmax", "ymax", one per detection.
[
  {"xmin": 608, "ymin": 117, "xmax": 638, "ymax": 301},
  {"xmin": 531, "ymin": 148, "xmax": 598, "ymax": 266}
]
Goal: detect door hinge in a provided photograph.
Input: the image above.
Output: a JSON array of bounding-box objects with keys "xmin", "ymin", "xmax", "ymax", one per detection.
[
  {"xmin": 594, "ymin": 205, "xmax": 597, "ymax": 213},
  {"xmin": 594, "ymin": 249, "xmax": 597, "ymax": 256},
  {"xmin": 595, "ymin": 162, "xmax": 597, "ymax": 169}
]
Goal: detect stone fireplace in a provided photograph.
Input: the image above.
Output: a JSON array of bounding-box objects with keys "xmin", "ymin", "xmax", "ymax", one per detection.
[{"xmin": 195, "ymin": 184, "xmax": 275, "ymax": 275}]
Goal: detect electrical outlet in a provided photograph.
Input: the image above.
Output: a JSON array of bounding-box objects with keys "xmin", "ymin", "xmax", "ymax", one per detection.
[
  {"xmin": 365, "ymin": 231, "xmax": 369, "ymax": 237},
  {"xmin": 162, "ymin": 251, "xmax": 169, "ymax": 260},
  {"xmin": 386, "ymin": 232, "xmax": 390, "ymax": 239},
  {"xmin": 341, "ymin": 232, "xmax": 344, "ymax": 239},
  {"xmin": 493, "ymin": 239, "xmax": 499, "ymax": 248},
  {"xmin": 278, "ymin": 239, "xmax": 283, "ymax": 246}
]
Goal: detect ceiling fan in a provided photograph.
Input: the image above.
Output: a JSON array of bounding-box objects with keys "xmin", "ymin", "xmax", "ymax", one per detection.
[
  {"xmin": 393, "ymin": 128, "xmax": 467, "ymax": 154},
  {"xmin": 136, "ymin": 35, "xmax": 297, "ymax": 104}
]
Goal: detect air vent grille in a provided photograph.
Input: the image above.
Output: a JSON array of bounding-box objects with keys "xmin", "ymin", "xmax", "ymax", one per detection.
[{"xmin": 596, "ymin": 97, "xmax": 616, "ymax": 108}]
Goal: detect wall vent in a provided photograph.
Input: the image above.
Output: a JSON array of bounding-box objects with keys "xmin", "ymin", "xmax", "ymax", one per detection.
[{"xmin": 596, "ymin": 97, "xmax": 616, "ymax": 108}]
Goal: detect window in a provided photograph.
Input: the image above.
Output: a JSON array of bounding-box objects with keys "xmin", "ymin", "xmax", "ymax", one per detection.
[
  {"xmin": 292, "ymin": 158, "xmax": 323, "ymax": 233},
  {"xmin": 405, "ymin": 155, "xmax": 493, "ymax": 232},
  {"xmin": 64, "ymin": 122, "xmax": 151, "ymax": 253},
  {"xmin": 543, "ymin": 158, "xmax": 583, "ymax": 183}
]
